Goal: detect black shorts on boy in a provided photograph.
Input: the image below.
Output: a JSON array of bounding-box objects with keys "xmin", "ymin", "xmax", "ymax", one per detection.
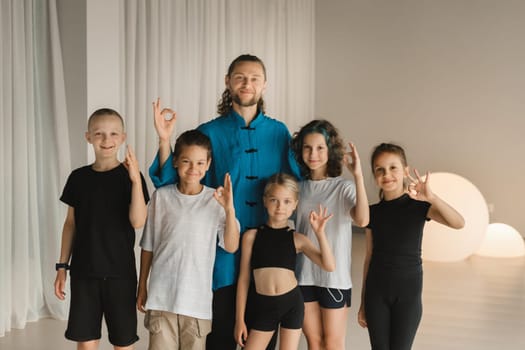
[{"xmin": 65, "ymin": 277, "xmax": 138, "ymax": 346}]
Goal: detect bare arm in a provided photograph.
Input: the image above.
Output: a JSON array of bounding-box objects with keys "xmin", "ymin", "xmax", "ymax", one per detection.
[
  {"xmin": 427, "ymin": 195, "xmax": 465, "ymax": 229},
  {"xmin": 350, "ymin": 172, "xmax": 370, "ymax": 227},
  {"xmin": 137, "ymin": 249, "xmax": 153, "ymax": 313},
  {"xmin": 345, "ymin": 142, "xmax": 370, "ymax": 227},
  {"xmin": 358, "ymin": 228, "xmax": 373, "ymax": 328},
  {"xmin": 235, "ymin": 229, "xmax": 255, "ymax": 347},
  {"xmin": 54, "ymin": 206, "xmax": 75, "ymax": 300},
  {"xmin": 295, "ymin": 206, "xmax": 336, "ymax": 272},
  {"xmin": 214, "ymin": 173, "xmax": 240, "ymax": 253},
  {"xmin": 124, "ymin": 145, "xmax": 148, "ymax": 228}
]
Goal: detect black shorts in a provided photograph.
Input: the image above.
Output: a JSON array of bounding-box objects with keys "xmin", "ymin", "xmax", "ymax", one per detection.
[
  {"xmin": 250, "ymin": 286, "xmax": 304, "ymax": 331},
  {"xmin": 300, "ymin": 286, "xmax": 352, "ymax": 309},
  {"xmin": 65, "ymin": 277, "xmax": 138, "ymax": 346}
]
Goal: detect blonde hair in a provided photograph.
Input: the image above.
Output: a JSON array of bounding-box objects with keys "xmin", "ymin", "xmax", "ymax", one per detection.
[{"xmin": 263, "ymin": 173, "xmax": 299, "ymax": 200}]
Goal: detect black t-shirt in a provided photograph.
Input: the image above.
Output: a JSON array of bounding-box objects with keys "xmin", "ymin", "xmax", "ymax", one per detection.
[
  {"xmin": 60, "ymin": 164, "xmax": 150, "ymax": 279},
  {"xmin": 368, "ymin": 194, "xmax": 430, "ymax": 271}
]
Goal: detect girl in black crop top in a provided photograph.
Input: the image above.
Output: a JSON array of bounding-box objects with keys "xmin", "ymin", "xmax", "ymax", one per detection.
[{"xmin": 234, "ymin": 173, "xmax": 336, "ymax": 350}]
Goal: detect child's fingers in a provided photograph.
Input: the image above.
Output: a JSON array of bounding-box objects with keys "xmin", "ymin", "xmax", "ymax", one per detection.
[
  {"xmin": 237, "ymin": 328, "xmax": 247, "ymax": 347},
  {"xmin": 424, "ymin": 171, "xmax": 430, "ymax": 184},
  {"xmin": 54, "ymin": 286, "xmax": 61, "ymax": 299},
  {"xmin": 413, "ymin": 168, "xmax": 426, "ymax": 183},
  {"xmin": 407, "ymin": 172, "xmax": 418, "ymax": 185},
  {"xmin": 137, "ymin": 302, "xmax": 146, "ymax": 313},
  {"xmin": 213, "ymin": 187, "xmax": 226, "ymax": 204},
  {"xmin": 54, "ymin": 282, "xmax": 65, "ymax": 300},
  {"xmin": 126, "ymin": 145, "xmax": 137, "ymax": 161},
  {"xmin": 222, "ymin": 173, "xmax": 230, "ymax": 192}
]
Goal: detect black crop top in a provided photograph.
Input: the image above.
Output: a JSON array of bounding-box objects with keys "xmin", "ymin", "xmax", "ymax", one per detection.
[{"xmin": 251, "ymin": 225, "xmax": 296, "ymax": 271}]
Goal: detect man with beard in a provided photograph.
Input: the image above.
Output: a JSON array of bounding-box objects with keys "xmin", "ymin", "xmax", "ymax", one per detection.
[{"xmin": 149, "ymin": 54, "xmax": 300, "ymax": 350}]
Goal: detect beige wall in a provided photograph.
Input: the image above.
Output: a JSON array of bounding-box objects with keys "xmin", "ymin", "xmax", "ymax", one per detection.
[
  {"xmin": 57, "ymin": 0, "xmax": 525, "ymax": 236},
  {"xmin": 315, "ymin": 0, "xmax": 525, "ymax": 236}
]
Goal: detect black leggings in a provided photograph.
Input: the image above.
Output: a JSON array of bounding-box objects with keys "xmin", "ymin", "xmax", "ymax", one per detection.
[{"xmin": 364, "ymin": 268, "xmax": 423, "ymax": 350}]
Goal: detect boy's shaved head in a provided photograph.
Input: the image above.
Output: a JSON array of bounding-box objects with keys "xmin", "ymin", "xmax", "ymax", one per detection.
[{"xmin": 88, "ymin": 108, "xmax": 124, "ymax": 131}]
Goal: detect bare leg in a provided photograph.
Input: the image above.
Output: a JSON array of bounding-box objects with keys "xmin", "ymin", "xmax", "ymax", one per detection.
[
  {"xmin": 321, "ymin": 307, "xmax": 349, "ymax": 350},
  {"xmin": 302, "ymin": 301, "xmax": 324, "ymax": 350},
  {"xmin": 244, "ymin": 329, "xmax": 276, "ymax": 350},
  {"xmin": 77, "ymin": 340, "xmax": 100, "ymax": 350},
  {"xmin": 114, "ymin": 345, "xmax": 134, "ymax": 350},
  {"xmin": 278, "ymin": 328, "xmax": 302, "ymax": 350}
]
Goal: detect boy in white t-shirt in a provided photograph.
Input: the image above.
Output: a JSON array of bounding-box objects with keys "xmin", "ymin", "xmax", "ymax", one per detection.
[{"xmin": 137, "ymin": 129, "xmax": 240, "ymax": 350}]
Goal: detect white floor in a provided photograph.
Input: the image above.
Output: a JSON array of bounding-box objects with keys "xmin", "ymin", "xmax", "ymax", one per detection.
[{"xmin": 1, "ymin": 232, "xmax": 525, "ymax": 349}]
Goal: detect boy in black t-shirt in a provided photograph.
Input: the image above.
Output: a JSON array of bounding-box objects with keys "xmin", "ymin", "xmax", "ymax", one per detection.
[{"xmin": 54, "ymin": 108, "xmax": 149, "ymax": 350}]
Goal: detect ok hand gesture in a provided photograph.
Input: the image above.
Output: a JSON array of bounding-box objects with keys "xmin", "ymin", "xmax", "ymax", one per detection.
[
  {"xmin": 407, "ymin": 169, "xmax": 435, "ymax": 202},
  {"xmin": 214, "ymin": 173, "xmax": 234, "ymax": 210},
  {"xmin": 343, "ymin": 142, "xmax": 363, "ymax": 179},
  {"xmin": 123, "ymin": 145, "xmax": 141, "ymax": 183},
  {"xmin": 309, "ymin": 205, "xmax": 333, "ymax": 234},
  {"xmin": 153, "ymin": 97, "xmax": 176, "ymax": 142}
]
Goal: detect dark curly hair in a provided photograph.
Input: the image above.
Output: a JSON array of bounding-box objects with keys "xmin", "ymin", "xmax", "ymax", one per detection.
[
  {"xmin": 217, "ymin": 54, "xmax": 266, "ymax": 116},
  {"xmin": 291, "ymin": 119, "xmax": 345, "ymax": 178}
]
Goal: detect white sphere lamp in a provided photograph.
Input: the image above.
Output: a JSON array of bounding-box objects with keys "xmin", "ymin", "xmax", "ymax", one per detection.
[
  {"xmin": 475, "ymin": 223, "xmax": 525, "ymax": 258},
  {"xmin": 422, "ymin": 172, "xmax": 489, "ymax": 262}
]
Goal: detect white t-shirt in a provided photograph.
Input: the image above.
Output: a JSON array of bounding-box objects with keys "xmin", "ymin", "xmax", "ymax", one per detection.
[
  {"xmin": 140, "ymin": 184, "xmax": 238, "ymax": 320},
  {"xmin": 295, "ymin": 176, "xmax": 356, "ymax": 289}
]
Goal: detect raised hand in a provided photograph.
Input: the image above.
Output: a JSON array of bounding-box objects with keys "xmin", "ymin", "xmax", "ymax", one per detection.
[
  {"xmin": 123, "ymin": 145, "xmax": 140, "ymax": 183},
  {"xmin": 309, "ymin": 204, "xmax": 334, "ymax": 234},
  {"xmin": 153, "ymin": 97, "xmax": 176, "ymax": 142},
  {"xmin": 407, "ymin": 169, "xmax": 435, "ymax": 202},
  {"xmin": 343, "ymin": 142, "xmax": 363, "ymax": 178},
  {"xmin": 214, "ymin": 173, "xmax": 234, "ymax": 210}
]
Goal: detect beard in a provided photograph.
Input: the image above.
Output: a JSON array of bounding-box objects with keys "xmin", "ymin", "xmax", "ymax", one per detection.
[{"xmin": 231, "ymin": 91, "xmax": 260, "ymax": 107}]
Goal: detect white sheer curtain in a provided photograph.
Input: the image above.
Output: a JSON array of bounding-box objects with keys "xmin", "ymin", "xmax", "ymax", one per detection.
[
  {"xmin": 120, "ymin": 0, "xmax": 315, "ymax": 171},
  {"xmin": 0, "ymin": 0, "xmax": 70, "ymax": 336},
  {"xmin": 0, "ymin": 0, "xmax": 314, "ymax": 337}
]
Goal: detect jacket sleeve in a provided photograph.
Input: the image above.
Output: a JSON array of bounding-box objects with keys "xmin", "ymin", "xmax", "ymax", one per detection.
[{"xmin": 148, "ymin": 152, "xmax": 178, "ymax": 188}]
